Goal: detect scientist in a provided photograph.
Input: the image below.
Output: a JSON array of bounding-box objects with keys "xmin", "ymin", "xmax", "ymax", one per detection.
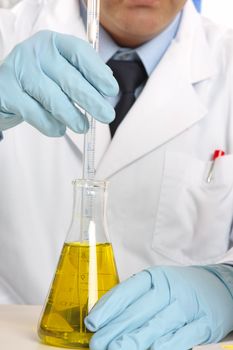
[{"xmin": 1, "ymin": 0, "xmax": 233, "ymax": 349}]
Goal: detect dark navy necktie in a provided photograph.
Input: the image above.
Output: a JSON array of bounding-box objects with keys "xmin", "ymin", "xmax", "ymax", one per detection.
[{"xmin": 107, "ymin": 58, "xmax": 148, "ymax": 137}]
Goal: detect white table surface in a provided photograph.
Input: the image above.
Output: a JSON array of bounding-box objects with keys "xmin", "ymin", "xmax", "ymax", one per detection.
[
  {"xmin": 0, "ymin": 305, "xmax": 59, "ymax": 350},
  {"xmin": 0, "ymin": 305, "xmax": 233, "ymax": 350}
]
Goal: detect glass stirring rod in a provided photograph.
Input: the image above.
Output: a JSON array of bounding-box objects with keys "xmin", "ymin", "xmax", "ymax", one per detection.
[
  {"xmin": 82, "ymin": 0, "xmax": 100, "ymax": 180},
  {"xmin": 80, "ymin": 0, "xmax": 100, "ymax": 244}
]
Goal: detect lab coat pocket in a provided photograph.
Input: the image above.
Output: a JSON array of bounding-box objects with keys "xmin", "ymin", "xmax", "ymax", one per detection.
[{"xmin": 152, "ymin": 151, "xmax": 233, "ymax": 265}]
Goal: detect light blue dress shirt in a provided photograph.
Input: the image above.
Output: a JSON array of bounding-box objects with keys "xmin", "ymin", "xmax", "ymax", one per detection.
[
  {"xmin": 80, "ymin": 0, "xmax": 181, "ymax": 106},
  {"xmin": 80, "ymin": 0, "xmax": 181, "ymax": 76}
]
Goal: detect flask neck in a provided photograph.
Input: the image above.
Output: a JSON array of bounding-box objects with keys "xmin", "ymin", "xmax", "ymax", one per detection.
[{"xmin": 66, "ymin": 179, "xmax": 110, "ymax": 244}]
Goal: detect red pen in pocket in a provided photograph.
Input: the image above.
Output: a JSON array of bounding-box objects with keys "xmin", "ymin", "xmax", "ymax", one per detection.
[{"xmin": 207, "ymin": 149, "xmax": 225, "ymax": 183}]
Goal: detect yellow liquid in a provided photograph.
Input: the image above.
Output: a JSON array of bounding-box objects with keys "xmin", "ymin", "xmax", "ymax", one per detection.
[{"xmin": 38, "ymin": 242, "xmax": 119, "ymax": 349}]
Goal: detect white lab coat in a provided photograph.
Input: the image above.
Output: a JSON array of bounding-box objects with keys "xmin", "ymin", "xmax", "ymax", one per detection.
[{"xmin": 0, "ymin": 0, "xmax": 233, "ymax": 304}]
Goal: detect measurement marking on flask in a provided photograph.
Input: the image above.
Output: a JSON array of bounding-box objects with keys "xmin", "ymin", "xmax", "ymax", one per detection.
[{"xmin": 38, "ymin": 242, "xmax": 119, "ymax": 348}]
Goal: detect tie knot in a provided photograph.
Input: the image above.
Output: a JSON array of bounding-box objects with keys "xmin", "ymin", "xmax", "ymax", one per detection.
[{"xmin": 107, "ymin": 59, "xmax": 148, "ymax": 93}]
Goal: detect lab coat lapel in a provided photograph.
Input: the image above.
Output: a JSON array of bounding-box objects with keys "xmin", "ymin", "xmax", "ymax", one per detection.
[{"xmin": 96, "ymin": 1, "xmax": 217, "ymax": 179}]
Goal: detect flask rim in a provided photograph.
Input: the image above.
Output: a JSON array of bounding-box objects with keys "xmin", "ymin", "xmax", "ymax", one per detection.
[{"xmin": 72, "ymin": 179, "xmax": 108, "ymax": 189}]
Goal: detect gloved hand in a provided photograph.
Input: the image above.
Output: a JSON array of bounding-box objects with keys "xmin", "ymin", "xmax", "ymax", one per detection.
[
  {"xmin": 0, "ymin": 30, "xmax": 118, "ymax": 136},
  {"xmin": 85, "ymin": 265, "xmax": 233, "ymax": 350}
]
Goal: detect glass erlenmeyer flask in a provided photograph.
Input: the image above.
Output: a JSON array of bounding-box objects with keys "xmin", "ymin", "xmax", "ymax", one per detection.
[{"xmin": 38, "ymin": 179, "xmax": 119, "ymax": 349}]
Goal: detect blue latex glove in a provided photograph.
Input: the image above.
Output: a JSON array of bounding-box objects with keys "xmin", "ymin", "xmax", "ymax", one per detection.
[
  {"xmin": 0, "ymin": 30, "xmax": 118, "ymax": 136},
  {"xmin": 85, "ymin": 265, "xmax": 233, "ymax": 350}
]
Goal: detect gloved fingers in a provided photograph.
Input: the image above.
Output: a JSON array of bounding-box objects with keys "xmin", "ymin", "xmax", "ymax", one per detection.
[
  {"xmin": 89, "ymin": 299, "xmax": 186, "ymax": 350},
  {"xmin": 41, "ymin": 54, "xmax": 116, "ymax": 124},
  {"xmin": 151, "ymin": 317, "xmax": 211, "ymax": 350},
  {"xmin": 21, "ymin": 97, "xmax": 66, "ymax": 136},
  {"xmin": 0, "ymin": 69, "xmax": 66, "ymax": 136},
  {"xmin": 0, "ymin": 111, "xmax": 22, "ymax": 130},
  {"xmin": 85, "ymin": 271, "xmax": 153, "ymax": 332},
  {"xmin": 21, "ymin": 69, "xmax": 88, "ymax": 133},
  {"xmin": 15, "ymin": 94, "xmax": 66, "ymax": 137},
  {"xmin": 53, "ymin": 32, "xmax": 119, "ymax": 96}
]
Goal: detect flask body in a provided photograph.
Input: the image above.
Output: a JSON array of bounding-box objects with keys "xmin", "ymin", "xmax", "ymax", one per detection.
[{"xmin": 38, "ymin": 180, "xmax": 119, "ymax": 348}]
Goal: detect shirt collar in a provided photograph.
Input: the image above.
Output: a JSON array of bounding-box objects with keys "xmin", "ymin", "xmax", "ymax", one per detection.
[
  {"xmin": 136, "ymin": 13, "xmax": 181, "ymax": 75},
  {"xmin": 79, "ymin": 0, "xmax": 181, "ymax": 76}
]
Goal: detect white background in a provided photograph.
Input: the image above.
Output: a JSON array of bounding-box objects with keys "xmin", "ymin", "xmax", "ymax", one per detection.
[{"xmin": 202, "ymin": 0, "xmax": 233, "ymax": 28}]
